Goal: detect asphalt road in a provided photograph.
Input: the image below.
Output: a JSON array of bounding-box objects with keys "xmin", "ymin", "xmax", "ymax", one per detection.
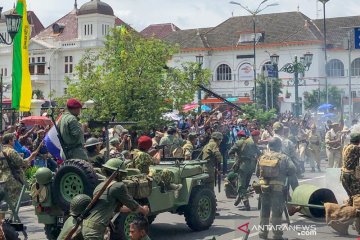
[{"xmin": 19, "ymin": 162, "xmax": 360, "ymax": 240}]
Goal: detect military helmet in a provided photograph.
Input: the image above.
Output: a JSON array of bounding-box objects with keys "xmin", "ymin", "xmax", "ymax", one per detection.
[
  {"xmin": 350, "ymin": 133, "xmax": 360, "ymax": 143},
  {"xmin": 110, "ymin": 137, "xmax": 120, "ymax": 145},
  {"xmin": 102, "ymin": 158, "xmax": 127, "ymax": 173},
  {"xmin": 211, "ymin": 132, "xmax": 223, "ymax": 141},
  {"xmin": 35, "ymin": 168, "xmax": 53, "ymax": 185},
  {"xmin": 69, "ymin": 194, "xmax": 91, "ymax": 217},
  {"xmin": 188, "ymin": 132, "xmax": 198, "ymax": 141},
  {"xmin": 84, "ymin": 137, "xmax": 102, "ymax": 148},
  {"xmin": 272, "ymin": 122, "xmax": 284, "ymax": 131},
  {"xmin": 227, "ymin": 172, "xmax": 238, "ymax": 181},
  {"xmin": 268, "ymin": 137, "xmax": 282, "ymax": 151}
]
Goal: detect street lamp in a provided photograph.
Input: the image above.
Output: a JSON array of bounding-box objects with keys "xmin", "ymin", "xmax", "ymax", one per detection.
[
  {"xmin": 230, "ymin": 0, "xmax": 279, "ymax": 104},
  {"xmin": 196, "ymin": 55, "xmax": 204, "ymax": 113},
  {"xmin": 0, "ymin": 7, "xmax": 22, "ymax": 45},
  {"xmin": 271, "ymin": 52, "xmax": 313, "ymax": 117},
  {"xmin": 0, "ymin": 6, "xmax": 22, "ymax": 131},
  {"xmin": 319, "ymin": 0, "xmax": 330, "ymax": 104}
]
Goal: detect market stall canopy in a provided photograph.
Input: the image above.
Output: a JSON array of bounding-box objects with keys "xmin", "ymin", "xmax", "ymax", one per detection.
[{"xmin": 318, "ymin": 103, "xmax": 334, "ymax": 111}]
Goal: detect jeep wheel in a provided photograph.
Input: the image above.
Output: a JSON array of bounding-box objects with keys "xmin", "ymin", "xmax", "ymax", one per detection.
[
  {"xmin": 184, "ymin": 187, "xmax": 216, "ymax": 231},
  {"xmin": 44, "ymin": 224, "xmax": 61, "ymax": 240},
  {"xmin": 110, "ymin": 212, "xmax": 137, "ymax": 240},
  {"xmin": 2, "ymin": 221, "xmax": 20, "ymax": 240},
  {"xmin": 53, "ymin": 159, "xmax": 99, "ymax": 211}
]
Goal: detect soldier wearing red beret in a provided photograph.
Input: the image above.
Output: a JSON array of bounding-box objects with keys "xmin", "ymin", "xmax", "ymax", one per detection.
[
  {"xmin": 128, "ymin": 136, "xmax": 156, "ymax": 174},
  {"xmin": 58, "ymin": 98, "xmax": 88, "ymax": 160}
]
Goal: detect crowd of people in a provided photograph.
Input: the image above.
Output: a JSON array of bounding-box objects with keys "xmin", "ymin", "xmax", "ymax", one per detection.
[{"xmin": 1, "ymin": 98, "xmax": 360, "ymax": 239}]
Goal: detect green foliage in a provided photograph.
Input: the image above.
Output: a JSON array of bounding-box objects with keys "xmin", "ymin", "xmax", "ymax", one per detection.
[
  {"xmin": 25, "ymin": 166, "xmax": 39, "ymax": 185},
  {"xmin": 32, "ymin": 89, "xmax": 44, "ymax": 99},
  {"xmin": 241, "ymin": 104, "xmax": 277, "ymax": 127},
  {"xmin": 255, "ymin": 75, "xmax": 282, "ymax": 111},
  {"xmin": 304, "ymin": 86, "xmax": 342, "ymax": 110},
  {"xmin": 62, "ymin": 27, "xmax": 210, "ymax": 129}
]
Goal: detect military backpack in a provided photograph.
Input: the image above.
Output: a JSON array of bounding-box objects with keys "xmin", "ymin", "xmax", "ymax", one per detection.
[{"xmin": 258, "ymin": 154, "xmax": 280, "ymax": 178}]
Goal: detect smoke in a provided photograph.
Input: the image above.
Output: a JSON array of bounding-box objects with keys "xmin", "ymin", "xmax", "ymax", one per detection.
[{"xmin": 351, "ymin": 123, "xmax": 360, "ymax": 134}]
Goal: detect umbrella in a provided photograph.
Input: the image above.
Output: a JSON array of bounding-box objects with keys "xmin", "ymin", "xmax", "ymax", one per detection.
[
  {"xmin": 318, "ymin": 103, "xmax": 334, "ymax": 111},
  {"xmin": 182, "ymin": 103, "xmax": 199, "ymax": 112},
  {"xmin": 201, "ymin": 105, "xmax": 212, "ymax": 112},
  {"xmin": 162, "ymin": 112, "xmax": 181, "ymax": 121},
  {"xmin": 21, "ymin": 116, "xmax": 53, "ymax": 127}
]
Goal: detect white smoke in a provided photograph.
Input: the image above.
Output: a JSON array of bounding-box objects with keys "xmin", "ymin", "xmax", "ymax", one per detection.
[{"xmin": 351, "ymin": 123, "xmax": 360, "ymax": 134}]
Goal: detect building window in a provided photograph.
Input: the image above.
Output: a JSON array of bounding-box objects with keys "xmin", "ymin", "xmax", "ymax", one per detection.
[
  {"xmin": 351, "ymin": 58, "xmax": 360, "ymax": 76},
  {"xmin": 216, "ymin": 64, "xmax": 232, "ymax": 81},
  {"xmin": 29, "ymin": 56, "xmax": 46, "ymax": 75},
  {"xmin": 0, "ymin": 68, "xmax": 8, "ymax": 77},
  {"xmin": 326, "ymin": 59, "xmax": 344, "ymax": 77},
  {"xmin": 84, "ymin": 25, "xmax": 87, "ymax": 35},
  {"xmin": 65, "ymin": 56, "xmax": 73, "ymax": 74}
]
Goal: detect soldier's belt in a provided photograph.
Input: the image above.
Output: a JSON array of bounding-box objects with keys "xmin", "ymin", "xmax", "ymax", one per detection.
[
  {"xmin": 341, "ymin": 168, "xmax": 355, "ymax": 174},
  {"xmin": 83, "ymin": 220, "xmax": 106, "ymax": 229},
  {"xmin": 259, "ymin": 179, "xmax": 284, "ymax": 186}
]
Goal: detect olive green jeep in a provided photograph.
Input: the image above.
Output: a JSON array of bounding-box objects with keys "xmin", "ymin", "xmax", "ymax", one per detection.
[{"xmin": 31, "ymin": 158, "xmax": 216, "ymax": 240}]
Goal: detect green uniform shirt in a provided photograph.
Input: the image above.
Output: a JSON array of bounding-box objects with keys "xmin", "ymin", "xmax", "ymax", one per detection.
[
  {"xmin": 202, "ymin": 139, "xmax": 222, "ymax": 180},
  {"xmin": 159, "ymin": 135, "xmax": 185, "ymax": 157},
  {"xmin": 58, "ymin": 112, "xmax": 87, "ymax": 160},
  {"xmin": 84, "ymin": 181, "xmax": 140, "ymax": 227},
  {"xmin": 141, "ymin": 235, "xmax": 151, "ymax": 240},
  {"xmin": 228, "ymin": 138, "xmax": 260, "ymax": 171},
  {"xmin": 87, "ymin": 151, "xmax": 105, "ymax": 168},
  {"xmin": 57, "ymin": 216, "xmax": 82, "ymax": 240}
]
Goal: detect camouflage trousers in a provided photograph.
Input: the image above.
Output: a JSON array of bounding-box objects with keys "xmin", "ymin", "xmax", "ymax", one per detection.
[
  {"xmin": 341, "ymin": 172, "xmax": 360, "ymax": 205},
  {"xmin": 149, "ymin": 169, "xmax": 174, "ymax": 191},
  {"xmin": 3, "ymin": 180, "xmax": 22, "ymax": 209}
]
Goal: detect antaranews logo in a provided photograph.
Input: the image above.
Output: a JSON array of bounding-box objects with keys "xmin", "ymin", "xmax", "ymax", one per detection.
[{"xmin": 237, "ymin": 223, "xmax": 317, "ymax": 238}]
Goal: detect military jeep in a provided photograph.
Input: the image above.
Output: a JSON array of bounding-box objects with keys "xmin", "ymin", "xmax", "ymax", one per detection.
[{"xmin": 31, "ymin": 158, "xmax": 216, "ymax": 239}]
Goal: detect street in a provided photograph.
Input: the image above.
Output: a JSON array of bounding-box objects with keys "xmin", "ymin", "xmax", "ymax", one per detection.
[{"xmin": 20, "ymin": 162, "xmax": 359, "ymax": 240}]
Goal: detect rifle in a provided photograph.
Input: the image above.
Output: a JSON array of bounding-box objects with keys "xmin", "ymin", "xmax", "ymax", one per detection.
[
  {"xmin": 283, "ymin": 178, "xmax": 291, "ymax": 225},
  {"xmin": 216, "ymin": 161, "xmax": 221, "ymax": 193},
  {"xmin": 64, "ymin": 163, "xmax": 123, "ymax": 240},
  {"xmin": 88, "ymin": 120, "xmax": 136, "ymax": 161},
  {"xmin": 49, "ymin": 108, "xmax": 70, "ymax": 160}
]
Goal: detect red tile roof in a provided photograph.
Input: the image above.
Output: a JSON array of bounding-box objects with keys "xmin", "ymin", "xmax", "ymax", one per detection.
[
  {"xmin": 115, "ymin": 17, "xmax": 136, "ymax": 32},
  {"xmin": 141, "ymin": 23, "xmax": 180, "ymax": 39},
  {"xmin": 35, "ymin": 9, "xmax": 78, "ymax": 42},
  {"xmin": 27, "ymin": 11, "xmax": 45, "ymax": 38}
]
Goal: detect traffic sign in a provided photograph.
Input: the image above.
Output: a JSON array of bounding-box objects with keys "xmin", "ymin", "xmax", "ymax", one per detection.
[
  {"xmin": 354, "ymin": 28, "xmax": 360, "ymax": 49},
  {"xmin": 264, "ymin": 64, "xmax": 278, "ymax": 78}
]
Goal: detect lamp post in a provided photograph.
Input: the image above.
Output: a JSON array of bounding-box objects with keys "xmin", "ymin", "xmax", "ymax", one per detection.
[
  {"xmin": 0, "ymin": 7, "xmax": 22, "ymax": 130},
  {"xmin": 271, "ymin": 52, "xmax": 313, "ymax": 117},
  {"xmin": 319, "ymin": 0, "xmax": 330, "ymax": 104},
  {"xmin": 196, "ymin": 55, "xmax": 204, "ymax": 113},
  {"xmin": 230, "ymin": 0, "xmax": 278, "ymax": 104}
]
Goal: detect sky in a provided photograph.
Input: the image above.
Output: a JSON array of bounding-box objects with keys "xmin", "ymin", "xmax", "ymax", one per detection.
[{"xmin": 2, "ymin": 0, "xmax": 360, "ymax": 31}]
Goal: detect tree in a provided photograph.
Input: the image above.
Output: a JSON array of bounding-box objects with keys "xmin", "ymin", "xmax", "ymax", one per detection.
[
  {"xmin": 62, "ymin": 27, "xmax": 210, "ymax": 129},
  {"xmin": 32, "ymin": 89, "xmax": 44, "ymax": 99},
  {"xmin": 255, "ymin": 75, "xmax": 282, "ymax": 111},
  {"xmin": 304, "ymin": 86, "xmax": 342, "ymax": 111},
  {"xmin": 240, "ymin": 104, "xmax": 277, "ymax": 127}
]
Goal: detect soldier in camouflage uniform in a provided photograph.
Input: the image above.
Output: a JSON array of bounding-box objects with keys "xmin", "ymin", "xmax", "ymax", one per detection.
[
  {"xmin": 85, "ymin": 138, "xmax": 105, "ymax": 168},
  {"xmin": 1, "ymin": 133, "xmax": 41, "ymax": 209},
  {"xmin": 129, "ymin": 136, "xmax": 155, "ymax": 174},
  {"xmin": 202, "ymin": 132, "xmax": 223, "ymax": 190},
  {"xmin": 148, "ymin": 168, "xmax": 182, "ymax": 192},
  {"xmin": 307, "ymin": 124, "xmax": 321, "ymax": 172},
  {"xmin": 58, "ymin": 98, "xmax": 88, "ymax": 160},
  {"xmin": 229, "ymin": 130, "xmax": 261, "ymax": 210},
  {"xmin": 82, "ymin": 158, "xmax": 149, "ymax": 239},
  {"xmin": 224, "ymin": 172, "xmax": 238, "ymax": 199},
  {"xmin": 256, "ymin": 138, "xmax": 296, "ymax": 240},
  {"xmin": 159, "ymin": 126, "xmax": 185, "ymax": 157},
  {"xmin": 273, "ymin": 122, "xmax": 300, "ymax": 191},
  {"xmin": 182, "ymin": 133, "xmax": 198, "ymax": 160},
  {"xmin": 341, "ymin": 133, "xmax": 360, "ymax": 205}
]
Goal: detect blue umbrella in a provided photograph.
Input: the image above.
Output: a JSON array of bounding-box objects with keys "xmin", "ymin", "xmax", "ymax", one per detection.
[
  {"xmin": 318, "ymin": 103, "xmax": 334, "ymax": 111},
  {"xmin": 201, "ymin": 105, "xmax": 212, "ymax": 112}
]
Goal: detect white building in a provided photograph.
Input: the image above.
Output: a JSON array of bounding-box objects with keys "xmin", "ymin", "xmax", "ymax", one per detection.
[{"xmin": 0, "ymin": 0, "xmax": 131, "ymax": 102}]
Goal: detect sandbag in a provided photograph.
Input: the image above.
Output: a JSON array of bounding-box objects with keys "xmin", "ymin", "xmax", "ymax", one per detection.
[{"xmin": 324, "ymin": 202, "xmax": 357, "ymax": 235}]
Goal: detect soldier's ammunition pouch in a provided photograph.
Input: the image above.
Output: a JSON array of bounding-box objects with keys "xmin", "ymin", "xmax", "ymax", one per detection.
[{"xmin": 123, "ymin": 175, "xmax": 153, "ymax": 199}]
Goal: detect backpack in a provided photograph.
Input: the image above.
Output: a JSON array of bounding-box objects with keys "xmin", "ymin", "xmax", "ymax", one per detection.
[{"xmin": 258, "ymin": 154, "xmax": 280, "ymax": 178}]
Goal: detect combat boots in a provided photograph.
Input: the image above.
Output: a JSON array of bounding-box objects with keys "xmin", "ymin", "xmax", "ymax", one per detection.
[{"xmin": 234, "ymin": 195, "xmax": 242, "ymax": 206}]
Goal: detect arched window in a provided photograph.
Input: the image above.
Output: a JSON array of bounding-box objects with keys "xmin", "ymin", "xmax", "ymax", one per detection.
[
  {"xmin": 216, "ymin": 64, "xmax": 232, "ymax": 80},
  {"xmin": 351, "ymin": 58, "xmax": 360, "ymax": 76},
  {"xmin": 326, "ymin": 59, "xmax": 344, "ymax": 77}
]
